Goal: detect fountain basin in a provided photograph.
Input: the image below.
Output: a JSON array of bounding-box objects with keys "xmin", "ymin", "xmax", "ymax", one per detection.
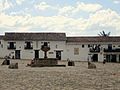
[{"xmin": 30, "ymin": 58, "xmax": 66, "ymax": 67}]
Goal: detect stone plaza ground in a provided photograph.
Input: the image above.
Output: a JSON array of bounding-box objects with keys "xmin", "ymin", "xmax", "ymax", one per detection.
[{"xmin": 0, "ymin": 59, "xmax": 120, "ymax": 90}]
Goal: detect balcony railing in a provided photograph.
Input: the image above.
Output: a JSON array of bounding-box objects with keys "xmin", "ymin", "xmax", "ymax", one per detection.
[
  {"xmin": 89, "ymin": 48, "xmax": 100, "ymax": 53},
  {"xmin": 104, "ymin": 48, "xmax": 120, "ymax": 52}
]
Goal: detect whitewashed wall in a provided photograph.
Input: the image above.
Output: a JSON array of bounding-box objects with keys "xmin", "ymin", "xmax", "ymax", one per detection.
[
  {"xmin": 0, "ymin": 40, "xmax": 66, "ymax": 60},
  {"xmin": 0, "ymin": 39, "xmax": 120, "ymax": 62},
  {"xmin": 66, "ymin": 43, "xmax": 89, "ymax": 61},
  {"xmin": 0, "ymin": 40, "xmax": 5, "ymax": 58}
]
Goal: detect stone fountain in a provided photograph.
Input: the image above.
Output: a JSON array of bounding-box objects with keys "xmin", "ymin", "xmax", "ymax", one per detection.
[
  {"xmin": 41, "ymin": 44, "xmax": 50, "ymax": 59},
  {"xmin": 30, "ymin": 43, "xmax": 65, "ymax": 67}
]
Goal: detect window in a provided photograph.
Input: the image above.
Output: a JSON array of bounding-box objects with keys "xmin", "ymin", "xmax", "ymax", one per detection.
[
  {"xmin": 24, "ymin": 41, "xmax": 33, "ymax": 49},
  {"xmin": 43, "ymin": 42, "xmax": 50, "ymax": 47},
  {"xmin": 108, "ymin": 44, "xmax": 112, "ymax": 50},
  {"xmin": 88, "ymin": 44, "xmax": 90, "ymax": 48},
  {"xmin": 41, "ymin": 42, "xmax": 50, "ymax": 47},
  {"xmin": 74, "ymin": 48, "xmax": 79, "ymax": 55},
  {"xmin": 82, "ymin": 45, "xmax": 84, "ymax": 48},
  {"xmin": 8, "ymin": 42, "xmax": 16, "ymax": 49},
  {"xmin": 90, "ymin": 44, "xmax": 100, "ymax": 52},
  {"xmin": 44, "ymin": 42, "xmax": 48, "ymax": 46}
]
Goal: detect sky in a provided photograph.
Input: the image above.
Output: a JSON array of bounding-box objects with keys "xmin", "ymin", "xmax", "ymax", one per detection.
[{"xmin": 0, "ymin": 0, "xmax": 120, "ymax": 36}]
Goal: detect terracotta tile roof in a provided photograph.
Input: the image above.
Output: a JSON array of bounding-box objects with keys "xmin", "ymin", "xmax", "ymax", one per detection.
[
  {"xmin": 4, "ymin": 32, "xmax": 67, "ymax": 41},
  {"xmin": 2, "ymin": 32, "xmax": 120, "ymax": 42},
  {"xmin": 67, "ymin": 36, "xmax": 120, "ymax": 42}
]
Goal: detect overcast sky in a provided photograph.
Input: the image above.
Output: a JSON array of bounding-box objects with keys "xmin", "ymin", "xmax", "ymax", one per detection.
[{"xmin": 0, "ymin": 0, "xmax": 120, "ymax": 36}]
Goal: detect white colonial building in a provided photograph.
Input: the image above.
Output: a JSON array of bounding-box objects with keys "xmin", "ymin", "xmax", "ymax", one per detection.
[{"xmin": 0, "ymin": 32, "xmax": 120, "ymax": 62}]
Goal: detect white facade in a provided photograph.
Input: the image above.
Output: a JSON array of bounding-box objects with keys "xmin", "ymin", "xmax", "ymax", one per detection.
[
  {"xmin": 0, "ymin": 32, "xmax": 120, "ymax": 62},
  {"xmin": 0, "ymin": 40, "xmax": 66, "ymax": 60}
]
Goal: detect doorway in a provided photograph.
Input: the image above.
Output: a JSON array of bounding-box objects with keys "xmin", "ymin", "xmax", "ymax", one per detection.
[
  {"xmin": 106, "ymin": 54, "xmax": 117, "ymax": 62},
  {"xmin": 119, "ymin": 55, "xmax": 120, "ymax": 63},
  {"xmin": 56, "ymin": 51, "xmax": 61, "ymax": 60},
  {"xmin": 15, "ymin": 50, "xmax": 21, "ymax": 59},
  {"xmin": 34, "ymin": 50, "xmax": 39, "ymax": 59},
  {"xmin": 92, "ymin": 54, "xmax": 98, "ymax": 62},
  {"xmin": 111, "ymin": 54, "xmax": 116, "ymax": 62},
  {"xmin": 106, "ymin": 55, "xmax": 111, "ymax": 62}
]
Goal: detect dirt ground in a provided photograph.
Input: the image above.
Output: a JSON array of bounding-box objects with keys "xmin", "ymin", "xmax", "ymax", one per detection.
[{"xmin": 0, "ymin": 59, "xmax": 120, "ymax": 90}]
